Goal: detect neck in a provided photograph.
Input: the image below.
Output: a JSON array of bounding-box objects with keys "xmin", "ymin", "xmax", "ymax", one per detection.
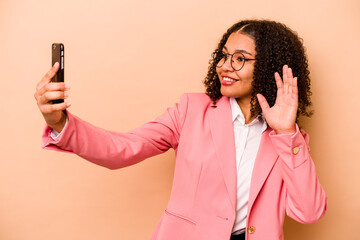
[{"xmin": 236, "ymin": 98, "xmax": 256, "ymax": 124}]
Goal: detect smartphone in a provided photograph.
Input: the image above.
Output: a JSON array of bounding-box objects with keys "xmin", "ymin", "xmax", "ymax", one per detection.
[{"xmin": 51, "ymin": 43, "xmax": 64, "ymax": 103}]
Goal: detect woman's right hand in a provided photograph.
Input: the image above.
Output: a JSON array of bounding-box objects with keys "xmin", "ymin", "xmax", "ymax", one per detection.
[{"xmin": 34, "ymin": 62, "xmax": 71, "ymax": 133}]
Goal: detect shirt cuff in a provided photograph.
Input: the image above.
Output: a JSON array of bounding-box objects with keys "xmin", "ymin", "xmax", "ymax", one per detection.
[{"xmin": 50, "ymin": 116, "xmax": 69, "ymax": 140}]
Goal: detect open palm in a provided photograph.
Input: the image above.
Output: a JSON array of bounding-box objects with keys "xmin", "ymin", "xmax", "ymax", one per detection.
[{"xmin": 257, "ymin": 65, "xmax": 298, "ymax": 134}]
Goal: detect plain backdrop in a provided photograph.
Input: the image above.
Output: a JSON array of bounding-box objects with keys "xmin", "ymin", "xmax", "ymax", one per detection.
[{"xmin": 1, "ymin": 0, "xmax": 359, "ymax": 239}]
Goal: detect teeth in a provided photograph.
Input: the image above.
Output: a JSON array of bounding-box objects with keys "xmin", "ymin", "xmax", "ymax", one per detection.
[{"xmin": 223, "ymin": 77, "xmax": 235, "ymax": 81}]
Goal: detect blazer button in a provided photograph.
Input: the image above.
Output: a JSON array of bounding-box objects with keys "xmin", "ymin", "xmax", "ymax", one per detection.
[
  {"xmin": 248, "ymin": 226, "xmax": 255, "ymax": 234},
  {"xmin": 293, "ymin": 147, "xmax": 299, "ymax": 155}
]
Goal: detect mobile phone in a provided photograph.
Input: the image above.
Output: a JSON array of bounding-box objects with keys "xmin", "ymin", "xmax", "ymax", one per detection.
[{"xmin": 51, "ymin": 43, "xmax": 64, "ymax": 103}]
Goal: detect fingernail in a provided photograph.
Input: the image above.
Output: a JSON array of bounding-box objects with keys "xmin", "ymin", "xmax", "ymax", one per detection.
[
  {"xmin": 66, "ymin": 102, "xmax": 71, "ymax": 107},
  {"xmin": 54, "ymin": 62, "xmax": 59, "ymax": 67},
  {"xmin": 64, "ymin": 93, "xmax": 69, "ymax": 98},
  {"xmin": 65, "ymin": 85, "xmax": 71, "ymax": 90}
]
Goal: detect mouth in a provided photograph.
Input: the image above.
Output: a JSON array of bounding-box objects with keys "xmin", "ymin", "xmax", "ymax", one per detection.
[{"xmin": 221, "ymin": 76, "xmax": 238, "ymax": 85}]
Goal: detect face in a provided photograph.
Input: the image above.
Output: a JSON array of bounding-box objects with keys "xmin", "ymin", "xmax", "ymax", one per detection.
[{"xmin": 216, "ymin": 32, "xmax": 256, "ymax": 104}]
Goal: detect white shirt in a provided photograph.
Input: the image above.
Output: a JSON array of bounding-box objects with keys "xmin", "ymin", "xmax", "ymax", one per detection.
[
  {"xmin": 229, "ymin": 97, "xmax": 268, "ymax": 233},
  {"xmin": 52, "ymin": 98, "xmax": 268, "ymax": 233}
]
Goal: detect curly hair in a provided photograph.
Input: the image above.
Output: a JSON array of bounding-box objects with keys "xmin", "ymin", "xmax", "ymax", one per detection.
[{"xmin": 203, "ymin": 19, "xmax": 313, "ymax": 121}]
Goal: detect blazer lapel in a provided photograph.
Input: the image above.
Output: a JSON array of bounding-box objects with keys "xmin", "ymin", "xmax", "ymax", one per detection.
[
  {"xmin": 247, "ymin": 128, "xmax": 278, "ymax": 212},
  {"xmin": 208, "ymin": 96, "xmax": 237, "ymax": 210}
]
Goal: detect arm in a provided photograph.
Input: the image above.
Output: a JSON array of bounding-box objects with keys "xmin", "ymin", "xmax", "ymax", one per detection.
[
  {"xmin": 36, "ymin": 63, "xmax": 189, "ymax": 169},
  {"xmin": 270, "ymin": 126, "xmax": 327, "ymax": 223},
  {"xmin": 258, "ymin": 65, "xmax": 327, "ymax": 223},
  {"xmin": 42, "ymin": 94, "xmax": 189, "ymax": 169}
]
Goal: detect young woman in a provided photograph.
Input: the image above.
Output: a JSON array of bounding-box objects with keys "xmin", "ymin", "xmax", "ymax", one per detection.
[{"xmin": 35, "ymin": 19, "xmax": 327, "ymax": 240}]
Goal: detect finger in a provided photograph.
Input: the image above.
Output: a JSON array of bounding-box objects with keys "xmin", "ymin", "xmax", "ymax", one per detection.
[
  {"xmin": 281, "ymin": 65, "xmax": 288, "ymax": 93},
  {"xmin": 40, "ymin": 101, "xmax": 71, "ymax": 114},
  {"xmin": 282, "ymin": 65, "xmax": 288, "ymax": 81},
  {"xmin": 35, "ymin": 82, "xmax": 69, "ymax": 102},
  {"xmin": 287, "ymin": 66, "xmax": 293, "ymax": 79},
  {"xmin": 283, "ymin": 65, "xmax": 293, "ymax": 94},
  {"xmin": 274, "ymin": 72, "xmax": 283, "ymax": 88},
  {"xmin": 292, "ymin": 77, "xmax": 298, "ymax": 100},
  {"xmin": 36, "ymin": 82, "xmax": 69, "ymax": 98},
  {"xmin": 287, "ymin": 67, "xmax": 293, "ymax": 95},
  {"xmin": 274, "ymin": 72, "xmax": 283, "ymax": 99},
  {"xmin": 36, "ymin": 62, "xmax": 60, "ymax": 91},
  {"xmin": 39, "ymin": 91, "xmax": 69, "ymax": 105},
  {"xmin": 257, "ymin": 93, "xmax": 271, "ymax": 114}
]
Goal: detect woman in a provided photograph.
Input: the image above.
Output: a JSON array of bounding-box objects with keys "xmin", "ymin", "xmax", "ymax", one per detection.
[{"xmin": 35, "ymin": 19, "xmax": 327, "ymax": 240}]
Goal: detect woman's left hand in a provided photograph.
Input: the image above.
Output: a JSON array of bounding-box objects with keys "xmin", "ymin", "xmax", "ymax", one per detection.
[{"xmin": 257, "ymin": 65, "xmax": 298, "ymax": 134}]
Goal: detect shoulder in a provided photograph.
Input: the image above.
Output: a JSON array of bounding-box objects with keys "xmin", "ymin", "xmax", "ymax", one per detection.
[
  {"xmin": 179, "ymin": 93, "xmax": 213, "ymax": 106},
  {"xmin": 172, "ymin": 93, "xmax": 214, "ymax": 120}
]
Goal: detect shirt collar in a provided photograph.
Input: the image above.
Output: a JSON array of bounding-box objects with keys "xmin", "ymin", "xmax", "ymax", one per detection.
[
  {"xmin": 230, "ymin": 97, "xmax": 245, "ymax": 124},
  {"xmin": 229, "ymin": 97, "xmax": 268, "ymax": 130}
]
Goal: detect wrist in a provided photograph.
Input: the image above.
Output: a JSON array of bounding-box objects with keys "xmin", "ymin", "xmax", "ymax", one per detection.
[
  {"xmin": 50, "ymin": 112, "xmax": 67, "ymax": 133},
  {"xmin": 274, "ymin": 126, "xmax": 296, "ymax": 135}
]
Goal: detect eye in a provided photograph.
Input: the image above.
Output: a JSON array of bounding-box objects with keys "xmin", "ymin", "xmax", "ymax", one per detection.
[
  {"xmin": 235, "ymin": 55, "xmax": 245, "ymax": 62},
  {"xmin": 220, "ymin": 52, "xmax": 228, "ymax": 60}
]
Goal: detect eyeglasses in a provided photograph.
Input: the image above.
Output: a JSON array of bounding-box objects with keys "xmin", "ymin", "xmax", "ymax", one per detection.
[{"xmin": 214, "ymin": 51, "xmax": 256, "ymax": 71}]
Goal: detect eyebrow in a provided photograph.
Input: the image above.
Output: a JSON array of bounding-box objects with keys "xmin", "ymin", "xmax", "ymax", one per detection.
[{"xmin": 223, "ymin": 46, "xmax": 254, "ymax": 56}]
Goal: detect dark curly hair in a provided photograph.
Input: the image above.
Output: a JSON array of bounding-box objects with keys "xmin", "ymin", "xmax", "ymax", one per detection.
[{"xmin": 204, "ymin": 19, "xmax": 313, "ymax": 121}]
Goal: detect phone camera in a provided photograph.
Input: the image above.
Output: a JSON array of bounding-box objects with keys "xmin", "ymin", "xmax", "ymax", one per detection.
[{"xmin": 52, "ymin": 44, "xmax": 56, "ymax": 50}]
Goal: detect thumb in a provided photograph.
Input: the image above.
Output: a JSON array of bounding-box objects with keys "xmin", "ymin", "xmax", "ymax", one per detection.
[{"xmin": 257, "ymin": 93, "xmax": 270, "ymax": 114}]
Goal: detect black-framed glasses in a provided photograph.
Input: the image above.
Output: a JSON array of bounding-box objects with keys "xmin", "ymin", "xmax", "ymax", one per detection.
[{"xmin": 214, "ymin": 51, "xmax": 256, "ymax": 71}]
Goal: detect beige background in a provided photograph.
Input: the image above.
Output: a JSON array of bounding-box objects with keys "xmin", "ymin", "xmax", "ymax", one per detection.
[{"xmin": 1, "ymin": 0, "xmax": 359, "ymax": 239}]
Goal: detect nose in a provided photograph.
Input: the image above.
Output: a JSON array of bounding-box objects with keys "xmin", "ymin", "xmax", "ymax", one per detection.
[{"xmin": 221, "ymin": 56, "xmax": 233, "ymax": 71}]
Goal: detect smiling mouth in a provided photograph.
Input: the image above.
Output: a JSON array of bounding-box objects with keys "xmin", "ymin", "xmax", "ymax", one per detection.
[
  {"xmin": 221, "ymin": 77, "xmax": 238, "ymax": 86},
  {"xmin": 222, "ymin": 76, "xmax": 238, "ymax": 82}
]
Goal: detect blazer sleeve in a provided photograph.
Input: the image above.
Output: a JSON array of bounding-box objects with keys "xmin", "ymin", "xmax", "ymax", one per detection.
[
  {"xmin": 269, "ymin": 126, "xmax": 327, "ymax": 224},
  {"xmin": 41, "ymin": 94, "xmax": 189, "ymax": 169}
]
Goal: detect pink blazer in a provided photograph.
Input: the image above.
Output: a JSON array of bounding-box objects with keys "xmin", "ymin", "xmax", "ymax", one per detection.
[{"xmin": 42, "ymin": 93, "xmax": 327, "ymax": 240}]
